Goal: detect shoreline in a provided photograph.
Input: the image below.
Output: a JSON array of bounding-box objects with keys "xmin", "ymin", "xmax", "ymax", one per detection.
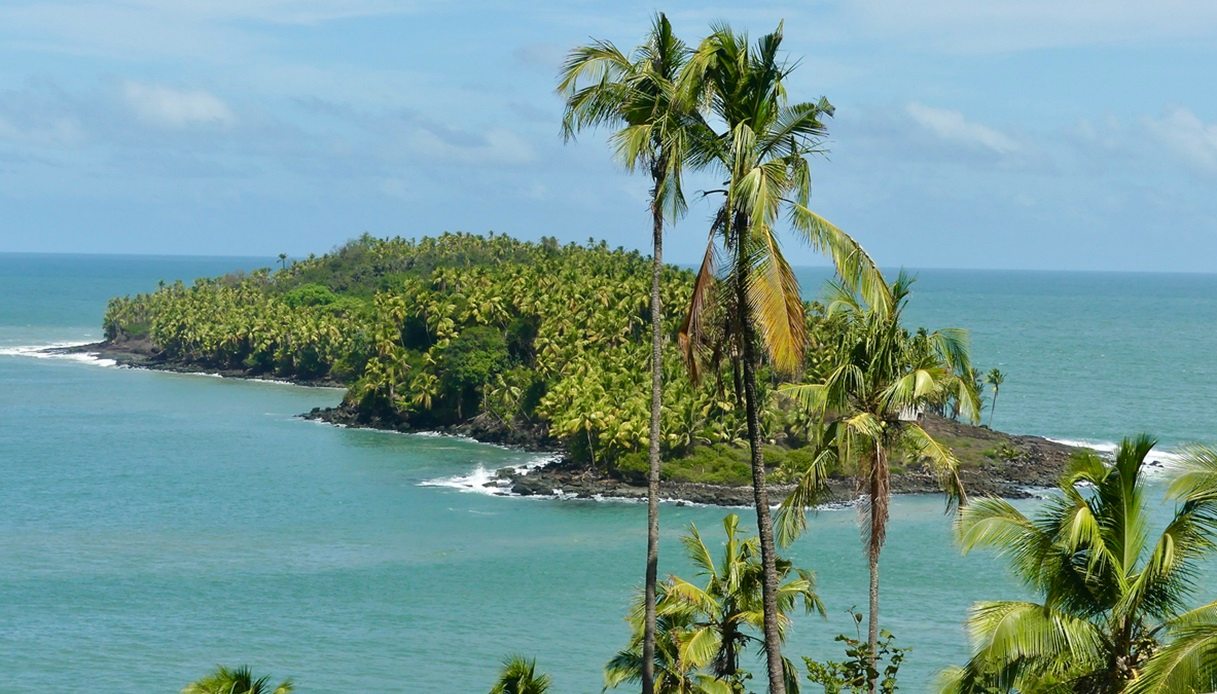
[{"xmin": 56, "ymin": 338, "xmax": 1086, "ymax": 505}]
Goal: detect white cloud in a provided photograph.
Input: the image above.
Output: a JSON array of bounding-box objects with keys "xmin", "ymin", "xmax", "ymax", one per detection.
[
  {"xmin": 1144, "ymin": 107, "xmax": 1217, "ymax": 174},
  {"xmin": 123, "ymin": 82, "xmax": 235, "ymax": 129},
  {"xmin": 905, "ymin": 102, "xmax": 1020, "ymax": 155}
]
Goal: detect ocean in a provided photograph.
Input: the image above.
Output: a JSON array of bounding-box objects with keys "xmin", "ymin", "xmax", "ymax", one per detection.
[{"xmin": 1, "ymin": 253, "xmax": 1214, "ymax": 691}]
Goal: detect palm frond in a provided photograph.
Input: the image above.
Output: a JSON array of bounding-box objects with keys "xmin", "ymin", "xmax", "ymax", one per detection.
[
  {"xmin": 964, "ymin": 601, "xmax": 1104, "ymax": 681},
  {"xmin": 904, "ymin": 422, "xmax": 966, "ymax": 509},
  {"xmin": 775, "ymin": 444, "xmax": 835, "ymax": 546},
  {"xmin": 745, "ymin": 224, "xmax": 806, "ymax": 374},
  {"xmin": 678, "ymin": 228, "xmax": 721, "ymax": 380},
  {"xmin": 1127, "ymin": 601, "xmax": 1217, "ymax": 694},
  {"xmin": 788, "ymin": 203, "xmax": 891, "ymax": 316}
]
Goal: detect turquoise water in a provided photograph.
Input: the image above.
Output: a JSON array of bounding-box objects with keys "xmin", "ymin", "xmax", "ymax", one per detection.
[{"xmin": 2, "ymin": 254, "xmax": 1215, "ymax": 692}]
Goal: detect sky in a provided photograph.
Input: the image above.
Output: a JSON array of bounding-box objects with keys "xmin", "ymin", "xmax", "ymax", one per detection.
[{"xmin": 1, "ymin": 1, "xmax": 1216, "ymax": 271}]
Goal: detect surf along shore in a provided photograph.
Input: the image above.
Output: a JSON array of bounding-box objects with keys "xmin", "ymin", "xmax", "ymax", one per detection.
[{"xmin": 60, "ymin": 337, "xmax": 1090, "ymax": 505}]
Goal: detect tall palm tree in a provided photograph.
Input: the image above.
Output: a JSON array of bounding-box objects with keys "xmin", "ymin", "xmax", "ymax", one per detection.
[
  {"xmin": 489, "ymin": 656, "xmax": 551, "ymax": 694},
  {"xmin": 559, "ymin": 17, "xmax": 695, "ymax": 691},
  {"xmin": 606, "ymin": 514, "xmax": 823, "ymax": 693},
  {"xmin": 182, "ymin": 665, "xmax": 293, "ymax": 694},
  {"xmin": 941, "ymin": 437, "xmax": 1217, "ymax": 693},
  {"xmin": 984, "ymin": 368, "xmax": 1004, "ymax": 427},
  {"xmin": 781, "ymin": 271, "xmax": 980, "ymax": 691},
  {"xmin": 677, "ymin": 23, "xmax": 886, "ymax": 694}
]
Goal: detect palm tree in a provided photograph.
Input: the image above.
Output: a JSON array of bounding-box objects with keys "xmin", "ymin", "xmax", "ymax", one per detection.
[
  {"xmin": 941, "ymin": 436, "xmax": 1217, "ymax": 693},
  {"xmin": 606, "ymin": 514, "xmax": 823, "ymax": 693},
  {"xmin": 1125, "ymin": 442, "xmax": 1217, "ymax": 693},
  {"xmin": 277, "ymin": 253, "xmax": 287, "ymax": 270},
  {"xmin": 489, "ymin": 656, "xmax": 551, "ymax": 694},
  {"xmin": 559, "ymin": 17, "xmax": 696, "ymax": 691},
  {"xmin": 677, "ymin": 23, "xmax": 886, "ymax": 694},
  {"xmin": 781, "ymin": 271, "xmax": 980, "ymax": 691},
  {"xmin": 182, "ymin": 665, "xmax": 293, "ymax": 694},
  {"xmin": 984, "ymin": 368, "xmax": 1004, "ymax": 427}
]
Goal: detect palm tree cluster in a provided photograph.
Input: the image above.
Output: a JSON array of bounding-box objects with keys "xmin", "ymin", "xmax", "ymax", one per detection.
[
  {"xmin": 103, "ymin": 232, "xmax": 842, "ymax": 469},
  {"xmin": 559, "ymin": 18, "xmax": 889, "ymax": 693}
]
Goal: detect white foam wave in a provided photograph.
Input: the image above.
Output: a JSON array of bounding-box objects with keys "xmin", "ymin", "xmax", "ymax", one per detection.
[
  {"xmin": 419, "ymin": 454, "xmax": 561, "ymax": 496},
  {"xmin": 0, "ymin": 342, "xmax": 117, "ymax": 367},
  {"xmin": 1047, "ymin": 437, "xmax": 1186, "ymax": 475},
  {"xmin": 247, "ymin": 377, "xmax": 297, "ymax": 385},
  {"xmin": 408, "ymin": 430, "xmax": 513, "ymax": 448}
]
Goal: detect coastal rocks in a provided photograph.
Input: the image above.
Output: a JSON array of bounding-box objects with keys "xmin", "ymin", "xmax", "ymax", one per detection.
[
  {"xmin": 62, "ymin": 338, "xmax": 344, "ymax": 387},
  {"xmin": 496, "ymin": 414, "xmax": 1083, "ymax": 505},
  {"xmin": 302, "ymin": 404, "xmax": 555, "ymax": 451}
]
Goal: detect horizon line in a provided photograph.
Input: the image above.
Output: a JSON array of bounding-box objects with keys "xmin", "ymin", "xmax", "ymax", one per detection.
[{"xmin": 1, "ymin": 249, "xmax": 1214, "ymax": 277}]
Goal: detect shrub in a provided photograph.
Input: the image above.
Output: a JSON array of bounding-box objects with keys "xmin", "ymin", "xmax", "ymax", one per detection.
[{"xmin": 283, "ymin": 283, "xmax": 338, "ymax": 308}]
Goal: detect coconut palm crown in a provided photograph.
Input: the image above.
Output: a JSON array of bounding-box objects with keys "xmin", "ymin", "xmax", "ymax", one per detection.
[
  {"xmin": 941, "ymin": 437, "xmax": 1217, "ymax": 693},
  {"xmin": 489, "ymin": 656, "xmax": 551, "ymax": 694},
  {"xmin": 182, "ymin": 665, "xmax": 293, "ymax": 694}
]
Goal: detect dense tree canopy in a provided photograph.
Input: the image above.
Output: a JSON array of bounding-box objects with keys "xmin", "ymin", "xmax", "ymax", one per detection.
[{"xmin": 103, "ymin": 232, "xmax": 962, "ymax": 482}]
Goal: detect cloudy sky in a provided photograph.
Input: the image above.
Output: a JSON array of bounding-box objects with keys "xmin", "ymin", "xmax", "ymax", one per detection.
[{"xmin": 1, "ymin": 1, "xmax": 1215, "ymax": 271}]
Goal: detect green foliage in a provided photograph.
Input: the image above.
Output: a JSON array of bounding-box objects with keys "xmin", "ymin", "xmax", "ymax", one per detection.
[
  {"xmin": 101, "ymin": 232, "xmax": 954, "ymax": 469},
  {"xmin": 102, "ymin": 233, "xmax": 730, "ymax": 458},
  {"xmin": 981, "ymin": 443, "xmax": 1019, "ymax": 462},
  {"xmin": 611, "ymin": 444, "xmax": 838, "ymax": 487},
  {"xmin": 805, "ymin": 613, "xmax": 907, "ymax": 693},
  {"xmin": 282, "ymin": 282, "xmax": 337, "ymax": 308},
  {"xmin": 659, "ymin": 445, "xmax": 753, "ymax": 486},
  {"xmin": 777, "ymin": 271, "xmax": 979, "ymax": 546},
  {"xmin": 489, "ymin": 656, "xmax": 550, "ymax": 694},
  {"xmin": 182, "ymin": 665, "xmax": 293, "ymax": 694},
  {"xmin": 605, "ymin": 514, "xmax": 822, "ymax": 693},
  {"xmin": 943, "ymin": 437, "xmax": 1217, "ymax": 693}
]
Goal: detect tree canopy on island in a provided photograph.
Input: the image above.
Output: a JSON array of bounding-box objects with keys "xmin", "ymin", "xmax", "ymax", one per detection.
[{"xmin": 102, "ymin": 232, "xmax": 973, "ymax": 483}]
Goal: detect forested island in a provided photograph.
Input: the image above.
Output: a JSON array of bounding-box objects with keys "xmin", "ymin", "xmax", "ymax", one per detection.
[{"xmin": 86, "ymin": 232, "xmax": 1075, "ymax": 502}]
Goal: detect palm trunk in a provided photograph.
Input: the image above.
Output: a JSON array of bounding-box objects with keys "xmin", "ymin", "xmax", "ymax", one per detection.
[
  {"xmin": 734, "ymin": 227, "xmax": 786, "ymax": 694},
  {"xmin": 731, "ymin": 351, "xmax": 744, "ymax": 410},
  {"xmin": 867, "ymin": 470, "xmax": 881, "ymax": 694},
  {"xmin": 866, "ymin": 444, "xmax": 889, "ymax": 694},
  {"xmin": 988, "ymin": 389, "xmax": 998, "ymax": 427},
  {"xmin": 642, "ymin": 173, "xmax": 665, "ymax": 694}
]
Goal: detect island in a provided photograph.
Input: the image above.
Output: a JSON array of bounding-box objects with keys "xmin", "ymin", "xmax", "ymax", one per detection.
[{"xmin": 80, "ymin": 232, "xmax": 1080, "ymax": 503}]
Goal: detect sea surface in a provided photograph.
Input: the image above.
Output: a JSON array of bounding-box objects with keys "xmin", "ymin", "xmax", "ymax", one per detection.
[{"xmin": 2, "ymin": 253, "xmax": 1215, "ymax": 692}]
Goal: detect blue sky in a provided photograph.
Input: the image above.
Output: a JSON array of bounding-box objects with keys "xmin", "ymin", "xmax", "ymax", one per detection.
[{"xmin": 1, "ymin": 1, "xmax": 1216, "ymax": 271}]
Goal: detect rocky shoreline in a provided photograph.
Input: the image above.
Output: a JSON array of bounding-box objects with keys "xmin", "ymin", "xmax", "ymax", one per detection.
[
  {"xmin": 504, "ymin": 416, "xmax": 1082, "ymax": 503},
  {"xmin": 57, "ymin": 338, "xmax": 345, "ymax": 387},
  {"xmin": 59, "ymin": 338, "xmax": 1087, "ymax": 504}
]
